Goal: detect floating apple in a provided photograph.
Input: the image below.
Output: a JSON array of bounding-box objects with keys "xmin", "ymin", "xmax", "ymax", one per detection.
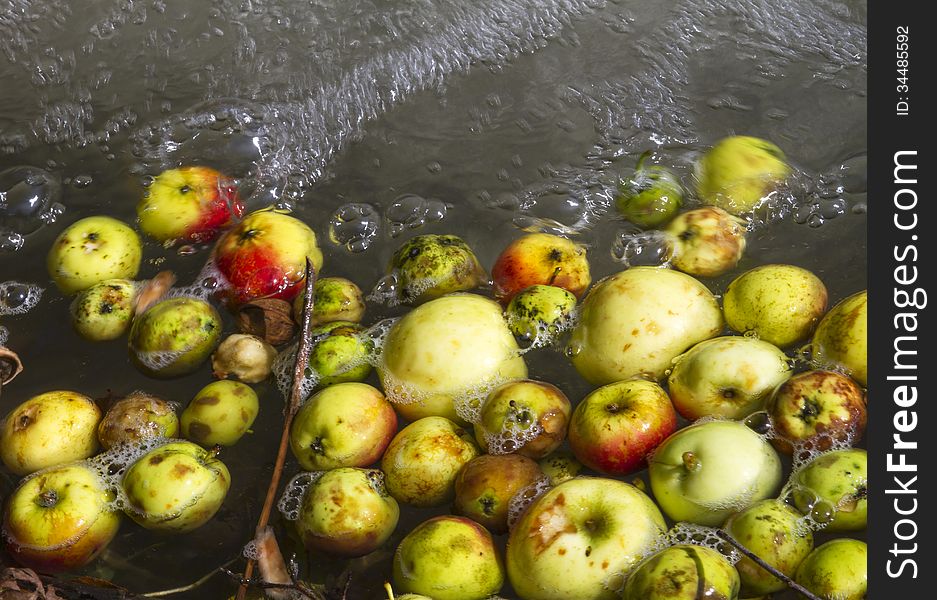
[
  {"xmin": 46, "ymin": 215, "xmax": 142, "ymax": 295},
  {"xmin": 537, "ymin": 450, "xmax": 583, "ymax": 485},
  {"xmin": 791, "ymin": 449, "xmax": 867, "ymax": 531},
  {"xmin": 121, "ymin": 440, "xmax": 230, "ymax": 532},
  {"xmin": 2, "ymin": 463, "xmax": 121, "ymax": 573},
  {"xmin": 380, "ymin": 416, "xmax": 479, "ymax": 507},
  {"xmin": 289, "ymin": 382, "xmax": 397, "ymax": 471},
  {"xmin": 474, "ymin": 379, "xmax": 571, "ymax": 458},
  {"xmin": 622, "ymin": 544, "xmax": 741, "ymax": 600},
  {"xmin": 811, "ymin": 290, "xmax": 867, "ymax": 386},
  {"xmin": 568, "ymin": 266, "xmax": 723, "ymax": 384},
  {"xmin": 507, "ymin": 476, "xmax": 666, "ymax": 600},
  {"xmin": 97, "ymin": 391, "xmax": 178, "ymax": 450},
  {"xmin": 128, "ymin": 296, "xmax": 223, "ymax": 378},
  {"xmin": 568, "ymin": 378, "xmax": 677, "ymax": 475},
  {"xmin": 453, "ymin": 453, "xmax": 544, "ymax": 534},
  {"xmin": 211, "ymin": 333, "xmax": 277, "ymax": 384},
  {"xmin": 70, "ymin": 278, "xmax": 137, "ymax": 341},
  {"xmin": 615, "ymin": 159, "xmax": 684, "ymax": 229},
  {"xmin": 137, "ymin": 166, "xmax": 243, "ymax": 244},
  {"xmin": 723, "ymin": 264, "xmax": 828, "ymax": 348},
  {"xmin": 306, "ymin": 321, "xmax": 372, "ymax": 388},
  {"xmin": 696, "ymin": 135, "xmax": 791, "ymax": 215},
  {"xmin": 388, "ymin": 234, "xmax": 486, "ymax": 304},
  {"xmin": 504, "ymin": 284, "xmax": 577, "ymax": 347},
  {"xmin": 766, "ymin": 370, "xmax": 867, "ymax": 454},
  {"xmin": 491, "ymin": 233, "xmax": 591, "ymax": 304},
  {"xmin": 648, "ymin": 419, "xmax": 782, "ymax": 526},
  {"xmin": 292, "ymin": 276, "xmax": 366, "ymax": 326},
  {"xmin": 795, "ymin": 539, "xmax": 867, "ymax": 600},
  {"xmin": 0, "ymin": 390, "xmax": 101, "ymax": 476},
  {"xmin": 213, "ymin": 207, "xmax": 324, "ymax": 305},
  {"xmin": 181, "ymin": 380, "xmax": 259, "ymax": 447},
  {"xmin": 665, "ymin": 206, "xmax": 747, "ymax": 277},
  {"xmin": 294, "ymin": 467, "xmax": 399, "ymax": 557},
  {"xmin": 393, "ymin": 515, "xmax": 504, "ymax": 600},
  {"xmin": 667, "ymin": 336, "xmax": 792, "ymax": 421}
]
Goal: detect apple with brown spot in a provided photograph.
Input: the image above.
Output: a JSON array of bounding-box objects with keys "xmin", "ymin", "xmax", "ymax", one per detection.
[
  {"xmin": 180, "ymin": 380, "xmax": 259, "ymax": 447},
  {"xmin": 474, "ymin": 379, "xmax": 571, "ymax": 458},
  {"xmin": 491, "ymin": 233, "xmax": 591, "ymax": 304},
  {"xmin": 97, "ymin": 391, "xmax": 179, "ymax": 450},
  {"xmin": 453, "ymin": 453, "xmax": 544, "ymax": 534}
]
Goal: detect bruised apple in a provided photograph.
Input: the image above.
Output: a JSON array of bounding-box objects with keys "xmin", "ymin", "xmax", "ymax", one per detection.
[
  {"xmin": 97, "ymin": 391, "xmax": 179, "ymax": 450},
  {"xmin": 474, "ymin": 379, "xmax": 571, "ymax": 458},
  {"xmin": 388, "ymin": 234, "xmax": 486, "ymax": 304},
  {"xmin": 453, "ymin": 453, "xmax": 544, "ymax": 534},
  {"xmin": 128, "ymin": 296, "xmax": 223, "ymax": 378},
  {"xmin": 665, "ymin": 206, "xmax": 747, "ymax": 278},
  {"xmin": 622, "ymin": 544, "xmax": 741, "ymax": 600}
]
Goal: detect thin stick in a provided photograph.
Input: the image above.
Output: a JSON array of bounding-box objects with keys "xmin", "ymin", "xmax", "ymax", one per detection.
[
  {"xmin": 235, "ymin": 260, "xmax": 318, "ymax": 600},
  {"xmin": 715, "ymin": 530, "xmax": 823, "ymax": 600},
  {"xmin": 141, "ymin": 559, "xmax": 238, "ymax": 597}
]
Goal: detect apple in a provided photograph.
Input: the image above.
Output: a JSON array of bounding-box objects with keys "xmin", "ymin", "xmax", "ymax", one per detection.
[
  {"xmin": 504, "ymin": 284, "xmax": 578, "ymax": 347},
  {"xmin": 567, "ymin": 378, "xmax": 677, "ymax": 475},
  {"xmin": 70, "ymin": 278, "xmax": 137, "ymax": 341},
  {"xmin": 46, "ymin": 215, "xmax": 142, "ymax": 295},
  {"xmin": 306, "ymin": 321, "xmax": 372, "ymax": 388},
  {"xmin": 453, "ymin": 453, "xmax": 544, "ymax": 534},
  {"xmin": 506, "ymin": 476, "xmax": 667, "ymax": 600},
  {"xmin": 648, "ymin": 419, "xmax": 782, "ymax": 526},
  {"xmin": 695, "ymin": 135, "xmax": 792, "ymax": 215},
  {"xmin": 723, "ymin": 264, "xmax": 828, "ymax": 348},
  {"xmin": 393, "ymin": 515, "xmax": 504, "ymax": 600},
  {"xmin": 622, "ymin": 544, "xmax": 741, "ymax": 600},
  {"xmin": 388, "ymin": 234, "xmax": 486, "ymax": 304},
  {"xmin": 724, "ymin": 499, "xmax": 814, "ymax": 596},
  {"xmin": 181, "ymin": 380, "xmax": 259, "ymax": 447},
  {"xmin": 292, "ymin": 276, "xmax": 366, "ymax": 326},
  {"xmin": 538, "ymin": 450, "xmax": 583, "ymax": 485},
  {"xmin": 211, "ymin": 333, "xmax": 277, "ymax": 384},
  {"xmin": 377, "ymin": 293, "xmax": 527, "ymax": 424},
  {"xmin": 137, "ymin": 166, "xmax": 243, "ymax": 244},
  {"xmin": 213, "ymin": 207, "xmax": 324, "ymax": 305},
  {"xmin": 380, "ymin": 416, "xmax": 480, "ymax": 507},
  {"xmin": 664, "ymin": 206, "xmax": 747, "ymax": 278},
  {"xmin": 121, "ymin": 440, "xmax": 231, "ymax": 532},
  {"xmin": 795, "ymin": 539, "xmax": 866, "ymax": 600},
  {"xmin": 667, "ymin": 336, "xmax": 792, "ymax": 421},
  {"xmin": 491, "ymin": 233, "xmax": 591, "ymax": 304},
  {"xmin": 289, "ymin": 382, "xmax": 397, "ymax": 471},
  {"xmin": 2, "ymin": 463, "xmax": 121, "ymax": 573},
  {"xmin": 615, "ymin": 160, "xmax": 683, "ymax": 229},
  {"xmin": 128, "ymin": 296, "xmax": 223, "ymax": 378},
  {"xmin": 811, "ymin": 290, "xmax": 867, "ymax": 387},
  {"xmin": 568, "ymin": 266, "xmax": 723, "ymax": 384},
  {"xmin": 766, "ymin": 370, "xmax": 867, "ymax": 454},
  {"xmin": 293, "ymin": 467, "xmax": 399, "ymax": 557},
  {"xmin": 97, "ymin": 391, "xmax": 179, "ymax": 450},
  {"xmin": 474, "ymin": 379, "xmax": 571, "ymax": 458},
  {"xmin": 0, "ymin": 390, "xmax": 101, "ymax": 476},
  {"xmin": 791, "ymin": 449, "xmax": 867, "ymax": 531}
]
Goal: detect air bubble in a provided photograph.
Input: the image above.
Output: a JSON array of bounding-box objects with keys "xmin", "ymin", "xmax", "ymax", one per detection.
[
  {"xmin": 0, "ymin": 282, "xmax": 43, "ymax": 316},
  {"xmin": 506, "ymin": 475, "xmax": 552, "ymax": 531},
  {"xmin": 743, "ymin": 411, "xmax": 772, "ymax": 436},
  {"xmin": 0, "ymin": 166, "xmax": 63, "ymax": 248},
  {"xmin": 328, "ymin": 203, "xmax": 380, "ymax": 253},
  {"xmin": 385, "ymin": 194, "xmax": 447, "ymax": 237},
  {"xmin": 610, "ymin": 229, "xmax": 673, "ymax": 267}
]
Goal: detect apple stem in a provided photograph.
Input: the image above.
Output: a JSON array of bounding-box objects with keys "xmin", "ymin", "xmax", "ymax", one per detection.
[
  {"xmin": 715, "ymin": 530, "xmax": 824, "ymax": 600},
  {"xmin": 36, "ymin": 490, "xmax": 58, "ymax": 508},
  {"xmin": 635, "ymin": 150, "xmax": 652, "ymax": 172}
]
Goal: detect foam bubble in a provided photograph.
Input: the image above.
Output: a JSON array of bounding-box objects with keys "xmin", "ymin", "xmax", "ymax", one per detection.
[
  {"xmin": 328, "ymin": 202, "xmax": 380, "ymax": 253},
  {"xmin": 276, "ymin": 471, "xmax": 324, "ymax": 521},
  {"xmin": 665, "ymin": 523, "xmax": 741, "ymax": 565},
  {"xmin": 610, "ymin": 228, "xmax": 673, "ymax": 267},
  {"xmin": 506, "ymin": 475, "xmax": 552, "ymax": 531},
  {"xmin": 0, "ymin": 281, "xmax": 43, "ymax": 316},
  {"xmin": 385, "ymin": 194, "xmax": 448, "ymax": 237}
]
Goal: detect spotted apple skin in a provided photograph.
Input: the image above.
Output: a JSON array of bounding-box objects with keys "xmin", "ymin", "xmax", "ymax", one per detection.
[{"xmin": 491, "ymin": 233, "xmax": 591, "ymax": 304}]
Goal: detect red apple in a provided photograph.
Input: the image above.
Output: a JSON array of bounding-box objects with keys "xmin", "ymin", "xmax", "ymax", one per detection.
[
  {"xmin": 137, "ymin": 166, "xmax": 244, "ymax": 244},
  {"xmin": 568, "ymin": 378, "xmax": 677, "ymax": 475},
  {"xmin": 213, "ymin": 207, "xmax": 324, "ymax": 304},
  {"xmin": 491, "ymin": 233, "xmax": 591, "ymax": 304}
]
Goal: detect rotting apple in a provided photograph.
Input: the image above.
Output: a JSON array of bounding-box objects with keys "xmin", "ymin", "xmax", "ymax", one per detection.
[
  {"xmin": 695, "ymin": 135, "xmax": 792, "ymax": 215},
  {"xmin": 665, "ymin": 206, "xmax": 747, "ymax": 278},
  {"xmin": 621, "ymin": 544, "xmax": 741, "ymax": 600},
  {"xmin": 137, "ymin": 166, "xmax": 243, "ymax": 244},
  {"xmin": 811, "ymin": 290, "xmax": 867, "ymax": 387},
  {"xmin": 388, "ymin": 233, "xmax": 486, "ymax": 305},
  {"xmin": 289, "ymin": 382, "xmax": 397, "ymax": 471},
  {"xmin": 46, "ymin": 215, "xmax": 142, "ymax": 295},
  {"xmin": 474, "ymin": 379, "xmax": 571, "ymax": 458},
  {"xmin": 567, "ymin": 378, "xmax": 677, "ymax": 475},
  {"xmin": 97, "ymin": 391, "xmax": 179, "ymax": 450},
  {"xmin": 211, "ymin": 333, "xmax": 277, "ymax": 384},
  {"xmin": 491, "ymin": 232, "xmax": 591, "ymax": 304},
  {"xmin": 70, "ymin": 278, "xmax": 137, "ymax": 341},
  {"xmin": 128, "ymin": 296, "xmax": 223, "ymax": 378},
  {"xmin": 292, "ymin": 276, "xmax": 366, "ymax": 326},
  {"xmin": 506, "ymin": 476, "xmax": 667, "ymax": 600},
  {"xmin": 453, "ymin": 453, "xmax": 544, "ymax": 534},
  {"xmin": 568, "ymin": 266, "xmax": 723, "ymax": 384},
  {"xmin": 791, "ymin": 448, "xmax": 867, "ymax": 532},
  {"xmin": 504, "ymin": 284, "xmax": 578, "ymax": 347},
  {"xmin": 795, "ymin": 539, "xmax": 867, "ymax": 600},
  {"xmin": 0, "ymin": 389, "xmax": 101, "ymax": 476},
  {"xmin": 213, "ymin": 207, "xmax": 324, "ymax": 305},
  {"xmin": 180, "ymin": 380, "xmax": 259, "ymax": 447}
]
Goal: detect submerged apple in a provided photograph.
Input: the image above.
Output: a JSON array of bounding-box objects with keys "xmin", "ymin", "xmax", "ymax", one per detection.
[
  {"xmin": 791, "ymin": 449, "xmax": 867, "ymax": 531},
  {"xmin": 811, "ymin": 290, "xmax": 867, "ymax": 387},
  {"xmin": 491, "ymin": 233, "xmax": 591, "ymax": 304},
  {"xmin": 505, "ymin": 284, "xmax": 578, "ymax": 347},
  {"xmin": 306, "ymin": 321, "xmax": 372, "ymax": 388},
  {"xmin": 388, "ymin": 234, "xmax": 486, "ymax": 304},
  {"xmin": 70, "ymin": 278, "xmax": 137, "ymax": 341},
  {"xmin": 128, "ymin": 296, "xmax": 223, "ymax": 378},
  {"xmin": 180, "ymin": 380, "xmax": 259, "ymax": 447},
  {"xmin": 615, "ymin": 160, "xmax": 684, "ymax": 228},
  {"xmin": 795, "ymin": 539, "xmax": 867, "ymax": 600},
  {"xmin": 46, "ymin": 215, "xmax": 142, "ymax": 295},
  {"xmin": 97, "ymin": 391, "xmax": 179, "ymax": 450},
  {"xmin": 665, "ymin": 206, "xmax": 747, "ymax": 278},
  {"xmin": 293, "ymin": 276, "xmax": 366, "ymax": 326},
  {"xmin": 696, "ymin": 135, "xmax": 791, "ymax": 215},
  {"xmin": 622, "ymin": 544, "xmax": 741, "ymax": 600}
]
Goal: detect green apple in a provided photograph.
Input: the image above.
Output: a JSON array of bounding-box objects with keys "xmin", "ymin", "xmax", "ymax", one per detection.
[
  {"xmin": 474, "ymin": 379, "xmax": 571, "ymax": 458},
  {"xmin": 393, "ymin": 515, "xmax": 504, "ymax": 600},
  {"xmin": 791, "ymin": 449, "xmax": 867, "ymax": 531},
  {"xmin": 121, "ymin": 440, "xmax": 230, "ymax": 532},
  {"xmin": 667, "ymin": 336, "xmax": 792, "ymax": 420},
  {"xmin": 0, "ymin": 390, "xmax": 101, "ymax": 476},
  {"xmin": 307, "ymin": 321, "xmax": 372, "ymax": 388},
  {"xmin": 648, "ymin": 420, "xmax": 782, "ymax": 526},
  {"xmin": 289, "ymin": 382, "xmax": 398, "ymax": 471},
  {"xmin": 46, "ymin": 215, "xmax": 142, "ymax": 295},
  {"xmin": 507, "ymin": 476, "xmax": 666, "ymax": 600},
  {"xmin": 380, "ymin": 416, "xmax": 480, "ymax": 507},
  {"xmin": 2, "ymin": 463, "xmax": 121, "ymax": 573},
  {"xmin": 622, "ymin": 544, "xmax": 741, "ymax": 600},
  {"xmin": 453, "ymin": 453, "xmax": 544, "ymax": 534},
  {"xmin": 615, "ymin": 160, "xmax": 684, "ymax": 228},
  {"xmin": 538, "ymin": 450, "xmax": 583, "ymax": 485},
  {"xmin": 665, "ymin": 206, "xmax": 747, "ymax": 277},
  {"xmin": 128, "ymin": 296, "xmax": 223, "ymax": 378},
  {"xmin": 294, "ymin": 467, "xmax": 399, "ymax": 557},
  {"xmin": 377, "ymin": 293, "xmax": 527, "ymax": 424},
  {"xmin": 723, "ymin": 264, "xmax": 828, "ymax": 348},
  {"xmin": 724, "ymin": 499, "xmax": 814, "ymax": 596},
  {"xmin": 98, "ymin": 391, "xmax": 179, "ymax": 450},
  {"xmin": 211, "ymin": 333, "xmax": 277, "ymax": 384},
  {"xmin": 696, "ymin": 135, "xmax": 791, "ymax": 215},
  {"xmin": 569, "ymin": 266, "xmax": 723, "ymax": 384},
  {"xmin": 70, "ymin": 278, "xmax": 137, "ymax": 341},
  {"xmin": 181, "ymin": 380, "xmax": 259, "ymax": 447},
  {"xmin": 389, "ymin": 234, "xmax": 486, "ymax": 304},
  {"xmin": 795, "ymin": 539, "xmax": 866, "ymax": 600},
  {"xmin": 811, "ymin": 290, "xmax": 867, "ymax": 387},
  {"xmin": 292, "ymin": 276, "xmax": 366, "ymax": 326},
  {"xmin": 505, "ymin": 284, "xmax": 578, "ymax": 347}
]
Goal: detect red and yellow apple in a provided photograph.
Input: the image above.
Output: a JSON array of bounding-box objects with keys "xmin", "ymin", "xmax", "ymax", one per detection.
[
  {"xmin": 491, "ymin": 233, "xmax": 591, "ymax": 304},
  {"xmin": 46, "ymin": 215, "xmax": 142, "ymax": 295},
  {"xmin": 665, "ymin": 206, "xmax": 747, "ymax": 277},
  {"xmin": 453, "ymin": 453, "xmax": 544, "ymax": 534}
]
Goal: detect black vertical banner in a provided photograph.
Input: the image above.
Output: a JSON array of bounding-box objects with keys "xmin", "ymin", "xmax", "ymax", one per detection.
[{"xmin": 869, "ymin": 1, "xmax": 935, "ymax": 597}]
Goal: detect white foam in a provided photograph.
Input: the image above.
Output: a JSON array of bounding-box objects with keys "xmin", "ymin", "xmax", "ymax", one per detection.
[{"xmin": 0, "ymin": 281, "xmax": 43, "ymax": 316}]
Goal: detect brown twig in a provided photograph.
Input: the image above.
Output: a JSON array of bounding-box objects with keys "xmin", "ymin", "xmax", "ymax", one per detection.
[
  {"xmin": 715, "ymin": 530, "xmax": 823, "ymax": 600},
  {"xmin": 235, "ymin": 260, "xmax": 318, "ymax": 600},
  {"xmin": 140, "ymin": 559, "xmax": 238, "ymax": 597}
]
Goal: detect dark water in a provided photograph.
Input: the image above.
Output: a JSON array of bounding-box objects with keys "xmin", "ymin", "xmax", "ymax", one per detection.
[{"xmin": 1, "ymin": 0, "xmax": 866, "ymax": 598}]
